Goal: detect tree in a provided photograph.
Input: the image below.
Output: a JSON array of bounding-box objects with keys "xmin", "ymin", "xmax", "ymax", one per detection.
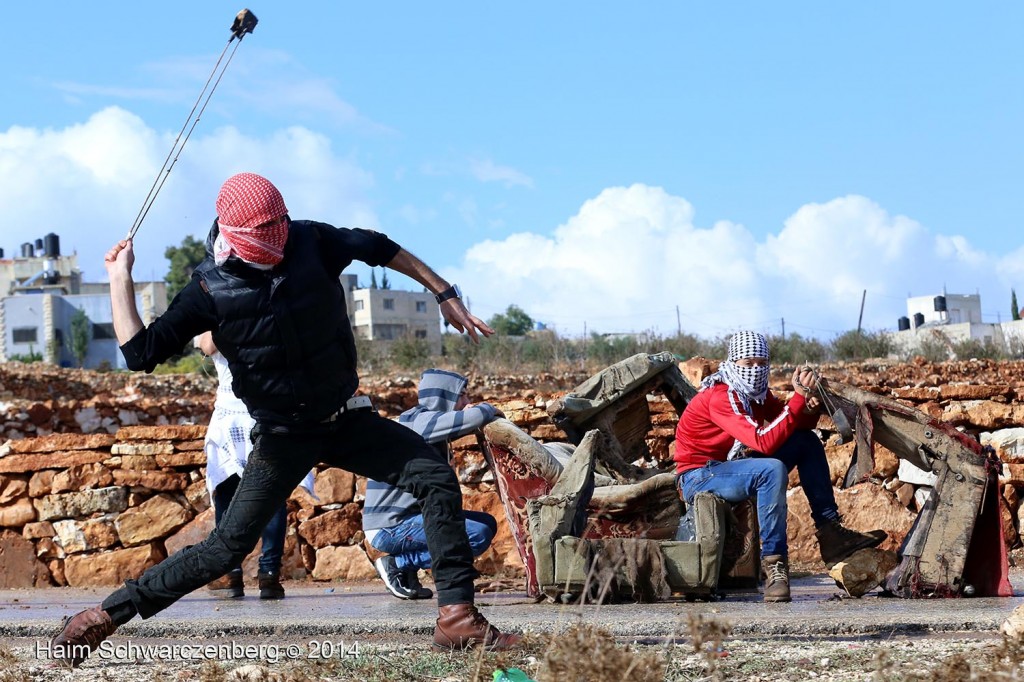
[
  {"xmin": 370, "ymin": 270, "xmax": 378, "ymax": 289},
  {"xmin": 70, "ymin": 308, "xmax": 92, "ymax": 367},
  {"xmin": 381, "ymin": 268, "xmax": 391, "ymax": 290},
  {"xmin": 1013, "ymin": 289, "xmax": 1020, "ymax": 321},
  {"xmin": 487, "ymin": 305, "xmax": 534, "ymax": 336},
  {"xmin": 164, "ymin": 235, "xmax": 207, "ymax": 302}
]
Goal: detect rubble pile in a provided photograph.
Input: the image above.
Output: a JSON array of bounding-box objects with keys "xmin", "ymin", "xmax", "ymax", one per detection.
[{"xmin": 1, "ymin": 356, "xmax": 1024, "ymax": 586}]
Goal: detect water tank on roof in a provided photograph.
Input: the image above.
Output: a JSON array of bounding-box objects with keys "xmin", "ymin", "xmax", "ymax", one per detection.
[
  {"xmin": 934, "ymin": 295, "xmax": 947, "ymax": 312},
  {"xmin": 21, "ymin": 242, "xmax": 34, "ymax": 258},
  {"xmin": 0, "ymin": 248, "xmax": 4, "ymax": 258},
  {"xmin": 913, "ymin": 312, "xmax": 925, "ymax": 328},
  {"xmin": 44, "ymin": 233, "xmax": 61, "ymax": 257},
  {"xmin": 898, "ymin": 316, "xmax": 910, "ymax": 331},
  {"xmin": 34, "ymin": 238, "xmax": 44, "ymax": 252}
]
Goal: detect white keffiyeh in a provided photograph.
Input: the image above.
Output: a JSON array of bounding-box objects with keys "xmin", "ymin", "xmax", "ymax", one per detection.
[{"xmin": 700, "ymin": 331, "xmax": 771, "ymax": 460}]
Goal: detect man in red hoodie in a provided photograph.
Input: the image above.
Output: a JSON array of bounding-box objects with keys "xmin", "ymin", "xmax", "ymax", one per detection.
[{"xmin": 674, "ymin": 331, "xmax": 885, "ymax": 602}]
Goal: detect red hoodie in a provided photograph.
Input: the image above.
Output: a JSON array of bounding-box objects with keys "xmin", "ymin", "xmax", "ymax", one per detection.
[{"xmin": 674, "ymin": 383, "xmax": 817, "ymax": 475}]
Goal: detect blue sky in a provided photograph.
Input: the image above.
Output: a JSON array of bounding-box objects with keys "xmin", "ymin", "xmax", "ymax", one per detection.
[{"xmin": 2, "ymin": 3, "xmax": 1021, "ymax": 339}]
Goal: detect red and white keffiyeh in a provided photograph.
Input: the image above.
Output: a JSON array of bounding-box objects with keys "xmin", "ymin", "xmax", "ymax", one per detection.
[{"xmin": 214, "ymin": 173, "xmax": 289, "ymax": 266}]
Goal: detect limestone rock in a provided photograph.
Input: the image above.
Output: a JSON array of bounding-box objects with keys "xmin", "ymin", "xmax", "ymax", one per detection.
[
  {"xmin": 310, "ymin": 545, "xmax": 377, "ymax": 581},
  {"xmin": 6, "ymin": 433, "xmax": 115, "ymax": 454},
  {"xmin": 0, "ymin": 530, "xmax": 51, "ymax": 587},
  {"xmin": 0, "ymin": 476, "xmax": 27, "ymax": 505},
  {"xmin": 34, "ymin": 486, "xmax": 128, "ymax": 521},
  {"xmin": 314, "ymin": 468, "xmax": 355, "ymax": 505},
  {"xmin": 156, "ymin": 451, "xmax": 207, "ymax": 467},
  {"xmin": 1002, "ymin": 603, "xmax": 1024, "ymax": 639},
  {"xmin": 898, "ymin": 459, "xmax": 938, "ymax": 487},
  {"xmin": 164, "ymin": 507, "xmax": 215, "ymax": 556},
  {"xmin": 982, "ymin": 428, "xmax": 1024, "ymax": 463},
  {"xmin": 115, "ymin": 494, "xmax": 191, "ymax": 546},
  {"xmin": 50, "ymin": 463, "xmax": 113, "ymax": 494},
  {"xmin": 111, "ymin": 442, "xmax": 174, "ymax": 456},
  {"xmin": 22, "ymin": 521, "xmax": 55, "ymax": 539},
  {"xmin": 48, "ymin": 559, "xmax": 66, "ymax": 586},
  {"xmin": 0, "ymin": 450, "xmax": 108, "ymax": 474},
  {"xmin": 63, "ymin": 544, "xmax": 164, "ymax": 587},
  {"xmin": 173, "ymin": 439, "xmax": 205, "ymax": 451},
  {"xmin": 297, "ymin": 504, "xmax": 362, "ymax": 548},
  {"xmin": 28, "ymin": 470, "xmax": 55, "ymax": 497},
  {"xmin": 184, "ymin": 480, "xmax": 211, "ymax": 513},
  {"xmin": 0, "ymin": 497, "xmax": 37, "ymax": 527},
  {"xmin": 828, "ymin": 547, "xmax": 899, "ymax": 597},
  {"xmin": 52, "ymin": 516, "xmax": 119, "ymax": 553},
  {"xmin": 678, "ymin": 358, "xmax": 716, "ymax": 388},
  {"xmin": 115, "ymin": 455, "xmax": 159, "ymax": 470},
  {"xmin": 116, "ymin": 425, "xmax": 206, "ymax": 441},
  {"xmin": 112, "ymin": 469, "xmax": 188, "ymax": 492}
]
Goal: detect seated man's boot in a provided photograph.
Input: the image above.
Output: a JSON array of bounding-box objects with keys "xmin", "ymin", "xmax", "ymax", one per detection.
[
  {"xmin": 816, "ymin": 520, "xmax": 887, "ymax": 567},
  {"xmin": 761, "ymin": 555, "xmax": 791, "ymax": 603},
  {"xmin": 51, "ymin": 606, "xmax": 118, "ymax": 668},
  {"xmin": 433, "ymin": 603, "xmax": 523, "ymax": 651},
  {"xmin": 258, "ymin": 570, "xmax": 286, "ymax": 600}
]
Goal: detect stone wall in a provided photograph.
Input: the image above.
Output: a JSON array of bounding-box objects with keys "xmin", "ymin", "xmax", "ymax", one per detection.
[{"xmin": 4, "ymin": 357, "xmax": 1024, "ymax": 586}]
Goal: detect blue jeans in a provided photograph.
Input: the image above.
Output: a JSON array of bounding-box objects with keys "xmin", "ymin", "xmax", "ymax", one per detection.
[
  {"xmin": 371, "ymin": 511, "xmax": 497, "ymax": 571},
  {"xmin": 214, "ymin": 474, "xmax": 287, "ymax": 574},
  {"xmin": 677, "ymin": 430, "xmax": 839, "ymax": 557}
]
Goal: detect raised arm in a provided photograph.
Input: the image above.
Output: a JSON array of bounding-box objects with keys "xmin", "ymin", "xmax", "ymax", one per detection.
[
  {"xmin": 385, "ymin": 248, "xmax": 494, "ymax": 343},
  {"xmin": 104, "ymin": 240, "xmax": 144, "ymax": 344}
]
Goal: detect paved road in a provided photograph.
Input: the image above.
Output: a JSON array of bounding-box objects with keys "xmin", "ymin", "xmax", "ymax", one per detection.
[{"xmin": 2, "ymin": 573, "xmax": 1022, "ymax": 642}]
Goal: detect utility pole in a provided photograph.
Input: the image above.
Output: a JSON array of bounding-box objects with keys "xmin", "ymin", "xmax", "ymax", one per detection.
[
  {"xmin": 676, "ymin": 305, "xmax": 681, "ymax": 336},
  {"xmin": 856, "ymin": 290, "xmax": 867, "ymax": 335},
  {"xmin": 781, "ymin": 317, "xmax": 785, "ymax": 340}
]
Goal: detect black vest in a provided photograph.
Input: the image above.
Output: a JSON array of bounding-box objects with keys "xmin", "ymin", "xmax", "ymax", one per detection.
[{"xmin": 199, "ymin": 221, "xmax": 358, "ymax": 426}]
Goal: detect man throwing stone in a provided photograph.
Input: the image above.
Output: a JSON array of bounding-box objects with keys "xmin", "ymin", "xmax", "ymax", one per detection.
[{"xmin": 50, "ymin": 172, "xmax": 521, "ymax": 667}]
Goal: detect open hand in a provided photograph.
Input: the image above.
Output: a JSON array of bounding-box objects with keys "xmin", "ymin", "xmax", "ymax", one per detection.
[{"xmin": 441, "ymin": 299, "xmax": 494, "ymax": 343}]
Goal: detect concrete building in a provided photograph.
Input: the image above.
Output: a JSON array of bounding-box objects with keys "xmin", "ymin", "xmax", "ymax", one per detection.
[
  {"xmin": 0, "ymin": 235, "xmax": 167, "ymax": 368},
  {"xmin": 341, "ymin": 274, "xmax": 443, "ymax": 354},
  {"xmin": 889, "ymin": 292, "xmax": 1007, "ymax": 358}
]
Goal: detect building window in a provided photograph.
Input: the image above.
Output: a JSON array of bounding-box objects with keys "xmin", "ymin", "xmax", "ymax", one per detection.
[
  {"xmin": 416, "ymin": 301, "xmax": 427, "ymax": 313},
  {"xmin": 383, "ymin": 298, "xmax": 395, "ymax": 310},
  {"xmin": 354, "ymin": 300, "xmax": 364, "ymax": 311},
  {"xmin": 13, "ymin": 327, "xmax": 38, "ymax": 344},
  {"xmin": 414, "ymin": 329, "xmax": 428, "ymax": 339},
  {"xmin": 93, "ymin": 323, "xmax": 116, "ymax": 340}
]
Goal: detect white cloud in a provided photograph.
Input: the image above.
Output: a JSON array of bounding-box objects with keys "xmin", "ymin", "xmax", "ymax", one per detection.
[
  {"xmin": 445, "ymin": 185, "xmax": 1006, "ymax": 338},
  {"xmin": 468, "ymin": 158, "xmax": 533, "ymax": 188},
  {"xmin": 0, "ymin": 107, "xmax": 377, "ymax": 282}
]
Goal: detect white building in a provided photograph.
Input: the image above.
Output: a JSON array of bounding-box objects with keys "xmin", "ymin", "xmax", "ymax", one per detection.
[
  {"xmin": 340, "ymin": 274, "xmax": 443, "ymax": 354},
  {"xmin": 890, "ymin": 292, "xmax": 1004, "ymax": 358}
]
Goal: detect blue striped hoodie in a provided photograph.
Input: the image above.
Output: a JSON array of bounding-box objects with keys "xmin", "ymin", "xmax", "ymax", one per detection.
[{"xmin": 362, "ymin": 369, "xmax": 498, "ymax": 531}]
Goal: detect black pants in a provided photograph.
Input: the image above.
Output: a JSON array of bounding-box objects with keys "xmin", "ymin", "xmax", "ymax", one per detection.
[{"xmin": 102, "ymin": 409, "xmax": 477, "ymax": 623}]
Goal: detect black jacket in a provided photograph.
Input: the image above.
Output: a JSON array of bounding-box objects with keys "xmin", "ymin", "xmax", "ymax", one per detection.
[{"xmin": 121, "ymin": 219, "xmax": 400, "ymax": 427}]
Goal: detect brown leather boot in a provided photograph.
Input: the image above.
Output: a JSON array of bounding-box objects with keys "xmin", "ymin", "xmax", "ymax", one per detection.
[
  {"xmin": 50, "ymin": 606, "xmax": 118, "ymax": 668},
  {"xmin": 433, "ymin": 603, "xmax": 523, "ymax": 651},
  {"xmin": 258, "ymin": 570, "xmax": 285, "ymax": 600},
  {"xmin": 761, "ymin": 555, "xmax": 791, "ymax": 603},
  {"xmin": 816, "ymin": 520, "xmax": 887, "ymax": 567}
]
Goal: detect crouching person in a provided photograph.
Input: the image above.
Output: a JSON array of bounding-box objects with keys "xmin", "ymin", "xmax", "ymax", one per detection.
[
  {"xmin": 674, "ymin": 331, "xmax": 886, "ymax": 603},
  {"xmin": 364, "ymin": 369, "xmax": 501, "ymax": 600}
]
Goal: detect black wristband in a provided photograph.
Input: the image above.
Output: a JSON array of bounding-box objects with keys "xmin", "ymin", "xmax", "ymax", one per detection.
[{"xmin": 435, "ymin": 284, "xmax": 461, "ymax": 304}]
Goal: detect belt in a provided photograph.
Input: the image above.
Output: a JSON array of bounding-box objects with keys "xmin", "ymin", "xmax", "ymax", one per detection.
[{"xmin": 321, "ymin": 395, "xmax": 374, "ymax": 423}]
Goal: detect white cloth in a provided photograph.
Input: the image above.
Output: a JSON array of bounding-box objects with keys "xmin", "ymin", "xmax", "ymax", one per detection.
[{"xmin": 204, "ymin": 353, "xmax": 315, "ymax": 496}]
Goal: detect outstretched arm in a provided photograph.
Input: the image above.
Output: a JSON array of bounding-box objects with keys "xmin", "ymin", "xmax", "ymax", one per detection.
[{"xmin": 385, "ymin": 247, "xmax": 494, "ymax": 343}]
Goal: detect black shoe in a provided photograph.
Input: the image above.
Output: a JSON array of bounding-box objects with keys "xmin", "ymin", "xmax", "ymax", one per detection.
[
  {"xmin": 403, "ymin": 567, "xmax": 434, "ymax": 600},
  {"xmin": 374, "ymin": 555, "xmax": 421, "ymax": 600},
  {"xmin": 258, "ymin": 570, "xmax": 285, "ymax": 600}
]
